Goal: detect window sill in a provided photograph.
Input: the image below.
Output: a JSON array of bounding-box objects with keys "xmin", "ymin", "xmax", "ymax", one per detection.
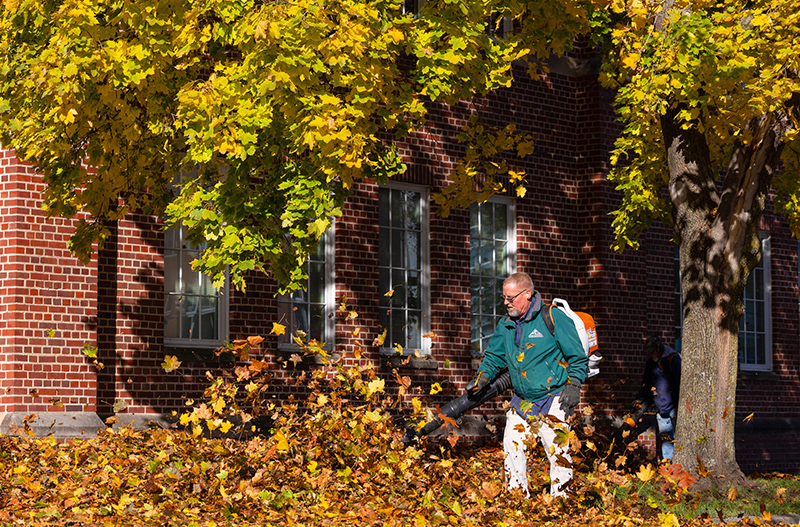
[
  {"xmin": 381, "ymin": 354, "xmax": 439, "ymax": 370},
  {"xmin": 165, "ymin": 345, "xmax": 233, "ymax": 363},
  {"xmin": 739, "ymin": 369, "xmax": 779, "ymax": 382},
  {"xmin": 277, "ymin": 350, "xmax": 342, "ymax": 366}
]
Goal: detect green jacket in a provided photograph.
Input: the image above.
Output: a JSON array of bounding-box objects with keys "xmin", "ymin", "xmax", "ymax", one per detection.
[{"xmin": 477, "ymin": 291, "xmax": 589, "ymax": 403}]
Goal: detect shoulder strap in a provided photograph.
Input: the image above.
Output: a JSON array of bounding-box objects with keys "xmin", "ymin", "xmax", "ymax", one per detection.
[{"xmin": 540, "ymin": 303, "xmax": 555, "ymax": 337}]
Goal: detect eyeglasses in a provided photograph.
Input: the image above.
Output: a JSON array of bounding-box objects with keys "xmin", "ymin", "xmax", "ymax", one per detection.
[{"xmin": 502, "ymin": 289, "xmax": 529, "ymax": 303}]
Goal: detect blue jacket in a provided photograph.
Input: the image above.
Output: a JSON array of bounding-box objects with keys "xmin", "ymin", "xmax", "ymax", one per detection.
[
  {"xmin": 636, "ymin": 344, "xmax": 681, "ymax": 415},
  {"xmin": 476, "ymin": 291, "xmax": 589, "ymax": 403}
]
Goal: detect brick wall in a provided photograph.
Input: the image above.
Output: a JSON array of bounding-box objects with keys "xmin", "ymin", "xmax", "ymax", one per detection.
[{"xmin": 0, "ymin": 151, "xmax": 98, "ymax": 414}]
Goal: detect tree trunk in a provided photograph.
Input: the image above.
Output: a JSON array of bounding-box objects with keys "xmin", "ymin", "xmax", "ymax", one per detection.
[{"xmin": 660, "ymin": 104, "xmax": 789, "ymax": 484}]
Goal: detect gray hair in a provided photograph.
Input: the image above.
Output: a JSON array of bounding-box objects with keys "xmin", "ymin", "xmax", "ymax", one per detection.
[{"xmin": 504, "ymin": 272, "xmax": 533, "ymax": 291}]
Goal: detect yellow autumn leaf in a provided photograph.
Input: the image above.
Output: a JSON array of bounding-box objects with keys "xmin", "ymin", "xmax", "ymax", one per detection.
[
  {"xmin": 516, "ymin": 352, "xmax": 525, "ymax": 362},
  {"xmin": 386, "ymin": 27, "xmax": 403, "ymax": 43},
  {"xmin": 274, "ymin": 429, "xmax": 289, "ymax": 452},
  {"xmin": 622, "ymin": 53, "xmax": 640, "ymax": 69},
  {"xmin": 430, "ymin": 382, "xmax": 442, "ymax": 395},
  {"xmin": 270, "ymin": 322, "xmax": 286, "ymax": 336},
  {"xmin": 317, "ymin": 394, "xmax": 328, "ymax": 406},
  {"xmin": 658, "ymin": 513, "xmax": 679, "ymax": 527},
  {"xmin": 423, "ymin": 332, "xmax": 436, "ymax": 338},
  {"xmin": 636, "ymin": 463, "xmax": 656, "ymax": 482},
  {"xmin": 412, "ymin": 397, "xmax": 422, "ymax": 414},
  {"xmin": 516, "ymin": 185, "xmax": 527, "ymax": 198},
  {"xmin": 347, "ymin": 310, "xmax": 358, "ymax": 320},
  {"xmin": 366, "ymin": 378, "xmax": 385, "ymax": 398},
  {"xmin": 728, "ymin": 486, "xmax": 738, "ymax": 501}
]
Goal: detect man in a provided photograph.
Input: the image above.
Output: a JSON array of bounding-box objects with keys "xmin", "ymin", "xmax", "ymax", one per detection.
[
  {"xmin": 467, "ymin": 272, "xmax": 588, "ymax": 498},
  {"xmin": 631, "ymin": 335, "xmax": 681, "ymax": 461}
]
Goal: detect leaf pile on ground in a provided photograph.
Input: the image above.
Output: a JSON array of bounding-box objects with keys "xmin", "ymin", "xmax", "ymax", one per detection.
[{"xmin": 1, "ymin": 335, "xmax": 796, "ymax": 526}]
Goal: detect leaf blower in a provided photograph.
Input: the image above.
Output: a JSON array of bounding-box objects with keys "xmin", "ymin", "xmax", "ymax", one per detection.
[{"xmin": 402, "ymin": 370, "xmax": 512, "ymax": 443}]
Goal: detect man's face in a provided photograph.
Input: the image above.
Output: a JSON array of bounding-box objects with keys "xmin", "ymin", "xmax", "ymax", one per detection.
[{"xmin": 502, "ymin": 283, "xmax": 531, "ymax": 318}]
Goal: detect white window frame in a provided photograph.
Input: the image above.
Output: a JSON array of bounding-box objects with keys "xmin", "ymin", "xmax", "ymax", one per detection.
[
  {"xmin": 277, "ymin": 227, "xmax": 336, "ymax": 351},
  {"xmin": 739, "ymin": 233, "xmax": 772, "ymax": 372},
  {"xmin": 163, "ymin": 222, "xmax": 229, "ymax": 349},
  {"xmin": 470, "ymin": 197, "xmax": 516, "ymax": 357},
  {"xmin": 378, "ymin": 183, "xmax": 431, "ymax": 356}
]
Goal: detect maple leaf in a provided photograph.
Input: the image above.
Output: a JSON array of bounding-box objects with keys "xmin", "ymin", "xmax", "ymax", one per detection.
[
  {"xmin": 429, "ymin": 383, "xmax": 442, "ymax": 395},
  {"xmin": 270, "ymin": 322, "xmax": 286, "ymax": 336},
  {"xmin": 161, "ymin": 355, "xmax": 182, "ymax": 373},
  {"xmin": 636, "ymin": 463, "xmax": 656, "ymax": 482},
  {"xmin": 481, "ymin": 481, "xmax": 501, "ymax": 500}
]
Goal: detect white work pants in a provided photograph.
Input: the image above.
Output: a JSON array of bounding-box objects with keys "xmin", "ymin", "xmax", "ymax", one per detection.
[{"xmin": 503, "ymin": 396, "xmax": 572, "ymax": 498}]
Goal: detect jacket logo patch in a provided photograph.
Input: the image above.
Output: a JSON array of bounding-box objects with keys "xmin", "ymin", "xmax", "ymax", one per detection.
[{"xmin": 528, "ymin": 329, "xmax": 544, "ymax": 338}]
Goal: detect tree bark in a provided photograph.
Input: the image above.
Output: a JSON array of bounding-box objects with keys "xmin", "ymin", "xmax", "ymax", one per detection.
[{"xmin": 660, "ymin": 107, "xmax": 788, "ymax": 484}]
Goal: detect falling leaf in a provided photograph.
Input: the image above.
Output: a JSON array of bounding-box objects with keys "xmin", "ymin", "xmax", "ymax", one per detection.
[
  {"xmin": 423, "ymin": 332, "xmax": 436, "ymax": 338},
  {"xmin": 113, "ymin": 400, "xmax": 127, "ymax": 413},
  {"xmin": 162, "ymin": 355, "xmax": 182, "ymax": 373},
  {"xmin": 516, "ymin": 352, "xmax": 524, "ymax": 362},
  {"xmin": 49, "ymin": 398, "xmax": 63, "ymax": 407},
  {"xmin": 346, "ymin": 310, "xmax": 358, "ymax": 320},
  {"xmin": 81, "ymin": 343, "xmax": 98, "ymax": 359},
  {"xmin": 728, "ymin": 486, "xmax": 738, "ymax": 501},
  {"xmin": 366, "ymin": 379, "xmax": 385, "ymax": 398},
  {"xmin": 29, "ymin": 389, "xmax": 39, "ymax": 398},
  {"xmin": 274, "ymin": 429, "xmax": 289, "ymax": 452},
  {"xmin": 722, "ymin": 406, "xmax": 729, "ymax": 419},
  {"xmin": 351, "ymin": 327, "xmax": 360, "ymax": 337},
  {"xmin": 515, "ymin": 185, "xmax": 527, "ymax": 198},
  {"xmin": 270, "ymin": 322, "xmax": 286, "ymax": 336},
  {"xmin": 525, "ymin": 342, "xmax": 535, "ymax": 349},
  {"xmin": 290, "ymin": 354, "xmax": 303, "ymax": 366},
  {"xmin": 373, "ymin": 329, "xmax": 387, "ymax": 347},
  {"xmin": 743, "ymin": 412, "xmax": 754, "ymax": 423},
  {"xmin": 383, "ymin": 288, "xmax": 395, "ymax": 297},
  {"xmin": 430, "ymin": 383, "xmax": 442, "ymax": 395}
]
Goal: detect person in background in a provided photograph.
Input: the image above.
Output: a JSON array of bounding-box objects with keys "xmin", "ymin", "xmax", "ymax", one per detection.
[
  {"xmin": 630, "ymin": 335, "xmax": 681, "ymax": 461},
  {"xmin": 467, "ymin": 272, "xmax": 588, "ymax": 498}
]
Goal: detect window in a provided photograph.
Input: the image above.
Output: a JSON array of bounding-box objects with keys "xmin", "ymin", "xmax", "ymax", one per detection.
[
  {"xmin": 277, "ymin": 229, "xmax": 335, "ymax": 350},
  {"xmin": 164, "ymin": 223, "xmax": 228, "ymax": 347},
  {"xmin": 470, "ymin": 199, "xmax": 515, "ymax": 356},
  {"xmin": 378, "ymin": 185, "xmax": 430, "ymax": 355},
  {"xmin": 739, "ymin": 234, "xmax": 772, "ymax": 371}
]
